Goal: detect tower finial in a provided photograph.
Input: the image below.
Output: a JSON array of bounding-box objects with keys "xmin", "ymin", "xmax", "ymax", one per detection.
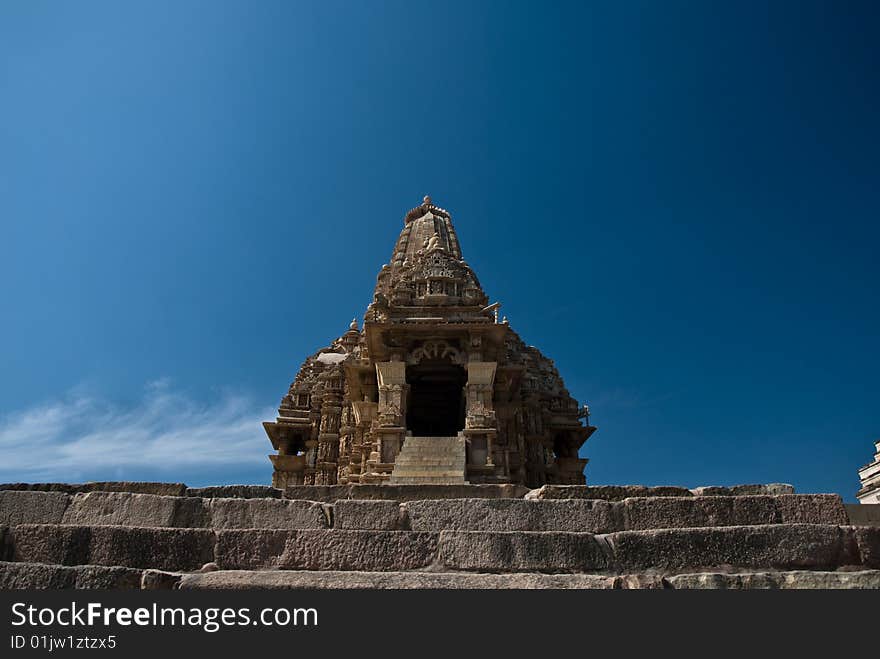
[{"xmin": 423, "ymin": 194, "xmax": 431, "ymax": 206}]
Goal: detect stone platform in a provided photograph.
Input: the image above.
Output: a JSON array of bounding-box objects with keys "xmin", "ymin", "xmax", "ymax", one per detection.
[{"xmin": 1, "ymin": 481, "xmax": 879, "ymax": 589}]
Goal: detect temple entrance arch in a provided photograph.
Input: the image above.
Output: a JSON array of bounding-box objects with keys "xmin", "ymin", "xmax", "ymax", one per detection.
[{"xmin": 405, "ymin": 359, "xmax": 466, "ymax": 436}]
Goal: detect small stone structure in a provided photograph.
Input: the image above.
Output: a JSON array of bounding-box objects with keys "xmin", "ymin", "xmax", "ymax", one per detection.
[
  {"xmin": 857, "ymin": 439, "xmax": 880, "ymax": 503},
  {"xmin": 264, "ymin": 197, "xmax": 595, "ymax": 489}
]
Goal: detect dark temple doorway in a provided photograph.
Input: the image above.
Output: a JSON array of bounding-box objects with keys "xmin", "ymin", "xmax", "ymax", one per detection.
[{"xmin": 406, "ymin": 361, "xmax": 466, "ymax": 436}]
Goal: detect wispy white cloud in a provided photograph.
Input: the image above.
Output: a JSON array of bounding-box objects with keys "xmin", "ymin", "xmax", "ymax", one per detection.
[{"xmin": 0, "ymin": 381, "xmax": 275, "ymax": 484}]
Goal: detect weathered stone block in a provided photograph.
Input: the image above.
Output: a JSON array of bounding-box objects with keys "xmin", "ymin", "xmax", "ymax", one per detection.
[
  {"xmin": 616, "ymin": 573, "xmax": 666, "ymax": 589},
  {"xmin": 0, "ymin": 490, "xmax": 70, "ymax": 526},
  {"xmin": 178, "ymin": 570, "xmax": 619, "ymax": 590},
  {"xmin": 78, "ymin": 481, "xmax": 186, "ymax": 496},
  {"xmin": 187, "ymin": 485, "xmax": 282, "ymax": 499},
  {"xmin": 437, "ymin": 530, "xmax": 609, "ymax": 573},
  {"xmin": 774, "ymin": 494, "xmax": 848, "ymax": 525},
  {"xmin": 525, "ymin": 485, "xmax": 693, "ymax": 501},
  {"xmin": 12, "ymin": 524, "xmax": 92, "ymax": 565},
  {"xmin": 846, "ymin": 504, "xmax": 880, "ymax": 527},
  {"xmin": 285, "ymin": 484, "xmax": 529, "ymax": 502},
  {"xmin": 730, "ymin": 483, "xmax": 795, "ymax": 496},
  {"xmin": 215, "ymin": 529, "xmax": 438, "ymax": 571},
  {"xmin": 12, "ymin": 524, "xmax": 215, "ymax": 571},
  {"xmin": 690, "ymin": 486, "xmax": 733, "ymax": 496},
  {"xmin": 208, "ymin": 498, "xmax": 328, "ymax": 529},
  {"xmin": 621, "ymin": 495, "xmax": 846, "ymax": 530},
  {"xmin": 623, "ymin": 497, "xmax": 737, "ymax": 530},
  {"xmin": 606, "ymin": 524, "xmax": 856, "ymax": 572},
  {"xmin": 62, "ymin": 492, "xmax": 209, "ymax": 528},
  {"xmin": 0, "ymin": 561, "xmax": 143, "ymax": 589},
  {"xmin": 689, "ymin": 484, "xmax": 796, "ymax": 497},
  {"xmin": 0, "ymin": 482, "xmax": 188, "ymax": 496},
  {"xmin": 773, "ymin": 570, "xmax": 880, "ymax": 589},
  {"xmin": 333, "ymin": 500, "xmax": 404, "ymax": 530},
  {"xmin": 87, "ymin": 526, "xmax": 214, "ymax": 570},
  {"xmin": 406, "ymin": 499, "xmax": 621, "ymax": 533},
  {"xmin": 141, "ymin": 569, "xmax": 183, "ymax": 590},
  {"xmin": 664, "ymin": 570, "xmax": 880, "ymax": 589},
  {"xmin": 728, "ymin": 496, "xmax": 785, "ymax": 525},
  {"xmin": 852, "ymin": 526, "xmax": 880, "ymax": 569}
]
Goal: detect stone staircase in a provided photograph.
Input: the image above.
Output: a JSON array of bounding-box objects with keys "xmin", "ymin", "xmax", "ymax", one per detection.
[
  {"xmin": 388, "ymin": 436, "xmax": 467, "ymax": 484},
  {"xmin": 0, "ymin": 481, "xmax": 879, "ymax": 589}
]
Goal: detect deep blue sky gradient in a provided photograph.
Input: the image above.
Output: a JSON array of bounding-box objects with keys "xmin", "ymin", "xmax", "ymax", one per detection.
[{"xmin": 1, "ymin": 1, "xmax": 878, "ymax": 497}]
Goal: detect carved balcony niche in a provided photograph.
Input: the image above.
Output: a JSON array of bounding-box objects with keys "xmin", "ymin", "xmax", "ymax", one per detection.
[{"xmin": 264, "ymin": 197, "xmax": 596, "ymax": 487}]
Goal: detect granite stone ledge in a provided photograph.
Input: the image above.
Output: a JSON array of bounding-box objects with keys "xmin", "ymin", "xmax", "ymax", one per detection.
[
  {"xmin": 0, "ymin": 490, "xmax": 70, "ymax": 526},
  {"xmin": 0, "ymin": 482, "xmax": 188, "ymax": 496},
  {"xmin": 0, "ymin": 561, "xmax": 143, "ymax": 589},
  {"xmin": 621, "ymin": 495, "xmax": 847, "ymax": 531},
  {"xmin": 406, "ymin": 499, "xmax": 621, "ymax": 533},
  {"xmin": 604, "ymin": 524, "xmax": 858, "ymax": 573},
  {"xmin": 215, "ymin": 529, "xmax": 439, "ymax": 571},
  {"xmin": 333, "ymin": 500, "xmax": 405, "ymax": 530},
  {"xmin": 437, "ymin": 530, "xmax": 610, "ymax": 573},
  {"xmin": 664, "ymin": 570, "xmax": 880, "ymax": 589},
  {"xmin": 62, "ymin": 492, "xmax": 209, "ymax": 528},
  {"xmin": 11, "ymin": 524, "xmax": 215, "ymax": 572},
  {"xmin": 525, "ymin": 485, "xmax": 693, "ymax": 501},
  {"xmin": 285, "ymin": 484, "xmax": 529, "ymax": 502},
  {"xmin": 177, "ymin": 570, "xmax": 619, "ymax": 589},
  {"xmin": 208, "ymin": 498, "xmax": 329, "ymax": 530},
  {"xmin": 186, "ymin": 486, "xmax": 282, "ymax": 499}
]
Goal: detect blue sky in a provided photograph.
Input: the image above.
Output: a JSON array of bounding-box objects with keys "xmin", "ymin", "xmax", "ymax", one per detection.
[{"xmin": 1, "ymin": 1, "xmax": 877, "ymax": 499}]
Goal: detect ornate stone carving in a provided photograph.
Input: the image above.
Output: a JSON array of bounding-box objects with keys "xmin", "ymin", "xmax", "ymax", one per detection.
[
  {"xmin": 264, "ymin": 197, "xmax": 596, "ymax": 487},
  {"xmin": 408, "ymin": 340, "xmax": 464, "ymax": 365}
]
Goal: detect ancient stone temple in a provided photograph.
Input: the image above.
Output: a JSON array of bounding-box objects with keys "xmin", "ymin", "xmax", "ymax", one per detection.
[{"xmin": 263, "ymin": 196, "xmax": 596, "ymax": 489}]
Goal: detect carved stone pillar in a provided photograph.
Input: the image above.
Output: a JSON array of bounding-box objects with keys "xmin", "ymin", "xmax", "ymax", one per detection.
[
  {"xmin": 365, "ymin": 361, "xmax": 407, "ymax": 481},
  {"xmin": 465, "ymin": 362, "xmax": 497, "ymax": 431},
  {"xmin": 350, "ymin": 400, "xmax": 377, "ymax": 483},
  {"xmin": 463, "ymin": 362, "xmax": 501, "ymax": 480}
]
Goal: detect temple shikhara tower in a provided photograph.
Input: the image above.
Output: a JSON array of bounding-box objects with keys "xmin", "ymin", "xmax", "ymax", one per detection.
[{"xmin": 264, "ymin": 197, "xmax": 596, "ymax": 488}]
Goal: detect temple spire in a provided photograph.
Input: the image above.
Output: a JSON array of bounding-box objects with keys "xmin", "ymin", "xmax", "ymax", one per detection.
[{"xmin": 392, "ymin": 195, "xmax": 462, "ymax": 265}]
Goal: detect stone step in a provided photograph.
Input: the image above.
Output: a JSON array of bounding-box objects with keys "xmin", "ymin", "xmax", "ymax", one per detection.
[
  {"xmin": 335, "ymin": 495, "xmax": 850, "ymax": 532},
  {"xmin": 663, "ymin": 571, "xmax": 880, "ymax": 589},
  {"xmin": 389, "ymin": 480, "xmax": 468, "ymax": 485},
  {"xmin": 399, "ymin": 436, "xmax": 461, "ymax": 444},
  {"xmin": 1, "ymin": 490, "xmax": 855, "ymax": 532},
  {"xmin": 398, "ymin": 445, "xmax": 465, "ymax": 451},
  {"xmin": 4, "ymin": 561, "xmax": 878, "ymax": 590},
  {"xmin": 284, "ymin": 484, "xmax": 530, "ymax": 501},
  {"xmin": 176, "ymin": 569, "xmax": 880, "ymax": 590},
  {"xmin": 391, "ymin": 459, "xmax": 466, "ymax": 466},
  {"xmin": 0, "ymin": 562, "xmax": 880, "ymax": 590},
  {"xmin": 525, "ymin": 484, "xmax": 795, "ymax": 500},
  {"xmin": 287, "ymin": 483, "xmax": 793, "ymax": 502},
  {"xmin": 438, "ymin": 525, "xmax": 879, "ymax": 573},
  {"xmin": 8, "ymin": 524, "xmax": 878, "ymax": 573},
  {"xmin": 0, "ymin": 561, "xmax": 148, "ymax": 589},
  {"xmin": 0, "ymin": 490, "xmax": 330, "ymax": 530},
  {"xmin": 11, "ymin": 525, "xmax": 215, "ymax": 571},
  {"xmin": 389, "ymin": 436, "xmax": 466, "ymax": 485},
  {"xmin": 388, "ymin": 470, "xmax": 466, "ymax": 477},
  {"xmin": 390, "ymin": 456, "xmax": 463, "ymax": 463}
]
